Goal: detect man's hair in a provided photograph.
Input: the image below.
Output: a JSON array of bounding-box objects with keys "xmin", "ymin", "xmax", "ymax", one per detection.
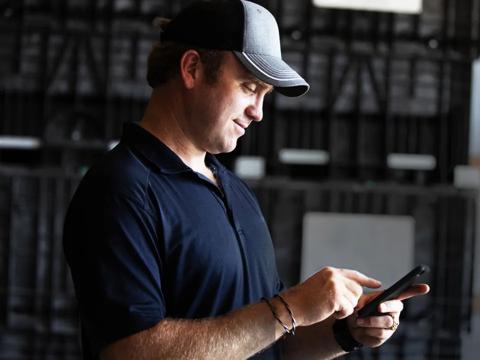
[{"xmin": 146, "ymin": 42, "xmax": 225, "ymax": 88}]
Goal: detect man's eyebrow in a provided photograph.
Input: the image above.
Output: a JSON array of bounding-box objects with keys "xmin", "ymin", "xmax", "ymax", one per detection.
[{"xmin": 246, "ymin": 77, "xmax": 274, "ymax": 93}]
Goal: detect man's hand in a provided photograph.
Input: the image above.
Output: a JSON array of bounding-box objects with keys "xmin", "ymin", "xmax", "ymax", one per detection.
[
  {"xmin": 347, "ymin": 284, "xmax": 430, "ymax": 347},
  {"xmin": 283, "ymin": 267, "xmax": 382, "ymax": 327}
]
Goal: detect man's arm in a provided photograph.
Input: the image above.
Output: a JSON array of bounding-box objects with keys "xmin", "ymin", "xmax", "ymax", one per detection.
[
  {"xmin": 101, "ymin": 300, "xmax": 284, "ymax": 360},
  {"xmin": 101, "ymin": 267, "xmax": 381, "ymax": 360}
]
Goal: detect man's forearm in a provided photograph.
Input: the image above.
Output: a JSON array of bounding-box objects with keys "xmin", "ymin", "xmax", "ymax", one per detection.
[
  {"xmin": 100, "ymin": 267, "xmax": 387, "ymax": 359},
  {"xmin": 101, "ymin": 299, "xmax": 287, "ymax": 360},
  {"xmin": 283, "ymin": 317, "xmax": 345, "ymax": 360}
]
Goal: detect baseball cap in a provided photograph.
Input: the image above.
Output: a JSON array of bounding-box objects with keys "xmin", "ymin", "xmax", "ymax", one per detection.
[{"xmin": 161, "ymin": 0, "xmax": 310, "ymax": 97}]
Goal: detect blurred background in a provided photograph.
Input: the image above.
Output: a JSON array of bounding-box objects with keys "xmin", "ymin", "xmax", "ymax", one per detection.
[{"xmin": 0, "ymin": 0, "xmax": 479, "ymax": 358}]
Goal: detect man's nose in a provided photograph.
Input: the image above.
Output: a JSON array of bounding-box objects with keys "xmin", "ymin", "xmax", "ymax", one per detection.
[{"xmin": 245, "ymin": 97, "xmax": 264, "ymax": 122}]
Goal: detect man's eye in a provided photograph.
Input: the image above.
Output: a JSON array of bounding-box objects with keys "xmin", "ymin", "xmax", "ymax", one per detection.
[{"xmin": 244, "ymin": 84, "xmax": 257, "ymax": 93}]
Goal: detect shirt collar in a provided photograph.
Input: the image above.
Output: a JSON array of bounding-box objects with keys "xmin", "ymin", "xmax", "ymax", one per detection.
[{"xmin": 121, "ymin": 122, "xmax": 226, "ymax": 175}]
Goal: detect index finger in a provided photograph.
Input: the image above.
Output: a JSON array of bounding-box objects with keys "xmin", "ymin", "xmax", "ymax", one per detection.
[{"xmin": 340, "ymin": 269, "xmax": 382, "ymax": 289}]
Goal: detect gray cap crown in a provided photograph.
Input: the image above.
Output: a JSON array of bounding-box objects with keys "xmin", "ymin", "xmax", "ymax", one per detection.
[
  {"xmin": 242, "ymin": 1, "xmax": 281, "ymax": 56},
  {"xmin": 162, "ymin": 0, "xmax": 310, "ymax": 97}
]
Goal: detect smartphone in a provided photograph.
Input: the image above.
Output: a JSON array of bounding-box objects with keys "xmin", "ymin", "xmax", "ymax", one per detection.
[{"xmin": 357, "ymin": 264, "xmax": 429, "ymax": 318}]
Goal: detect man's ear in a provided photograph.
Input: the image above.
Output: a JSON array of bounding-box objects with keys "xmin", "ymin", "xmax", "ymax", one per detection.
[{"xmin": 179, "ymin": 50, "xmax": 202, "ymax": 89}]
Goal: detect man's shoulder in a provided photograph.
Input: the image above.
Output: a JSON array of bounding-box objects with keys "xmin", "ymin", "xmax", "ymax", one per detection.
[{"xmin": 77, "ymin": 143, "xmax": 153, "ymax": 203}]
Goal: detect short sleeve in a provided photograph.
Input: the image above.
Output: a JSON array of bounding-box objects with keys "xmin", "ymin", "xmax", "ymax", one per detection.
[{"xmin": 64, "ymin": 187, "xmax": 165, "ymax": 357}]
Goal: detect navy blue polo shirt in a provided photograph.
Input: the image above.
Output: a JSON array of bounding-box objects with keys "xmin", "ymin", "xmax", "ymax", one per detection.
[{"xmin": 63, "ymin": 123, "xmax": 284, "ymax": 359}]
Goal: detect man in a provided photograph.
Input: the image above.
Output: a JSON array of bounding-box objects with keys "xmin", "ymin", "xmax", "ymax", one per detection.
[{"xmin": 63, "ymin": 1, "xmax": 429, "ymax": 359}]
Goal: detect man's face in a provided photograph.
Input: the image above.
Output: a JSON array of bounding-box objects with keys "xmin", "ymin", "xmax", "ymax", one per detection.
[{"xmin": 185, "ymin": 52, "xmax": 273, "ymax": 154}]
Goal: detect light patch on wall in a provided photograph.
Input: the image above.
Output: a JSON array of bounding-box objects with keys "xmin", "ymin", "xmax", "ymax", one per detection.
[
  {"xmin": 301, "ymin": 213, "xmax": 415, "ymax": 287},
  {"xmin": 469, "ymin": 59, "xmax": 480, "ymax": 159},
  {"xmin": 312, "ymin": 0, "xmax": 422, "ymax": 14}
]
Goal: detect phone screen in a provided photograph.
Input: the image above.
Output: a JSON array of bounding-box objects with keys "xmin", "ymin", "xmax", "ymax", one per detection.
[{"xmin": 357, "ymin": 264, "xmax": 429, "ymax": 318}]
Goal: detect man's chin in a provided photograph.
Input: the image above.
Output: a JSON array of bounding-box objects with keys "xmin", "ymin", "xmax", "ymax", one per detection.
[{"xmin": 209, "ymin": 140, "xmax": 239, "ymax": 154}]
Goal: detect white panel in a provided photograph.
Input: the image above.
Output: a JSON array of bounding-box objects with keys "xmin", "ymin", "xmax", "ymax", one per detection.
[
  {"xmin": 301, "ymin": 213, "xmax": 415, "ymax": 288},
  {"xmin": 313, "ymin": 0, "xmax": 422, "ymax": 14},
  {"xmin": 454, "ymin": 165, "xmax": 480, "ymax": 189},
  {"xmin": 234, "ymin": 156, "xmax": 266, "ymax": 179},
  {"xmin": 0, "ymin": 136, "xmax": 41, "ymax": 149},
  {"xmin": 387, "ymin": 153, "xmax": 436, "ymax": 170},
  {"xmin": 279, "ymin": 149, "xmax": 330, "ymax": 165},
  {"xmin": 469, "ymin": 59, "xmax": 480, "ymax": 157}
]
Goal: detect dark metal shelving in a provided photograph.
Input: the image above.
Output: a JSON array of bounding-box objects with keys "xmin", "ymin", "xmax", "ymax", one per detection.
[{"xmin": 0, "ymin": 1, "xmax": 478, "ymax": 359}]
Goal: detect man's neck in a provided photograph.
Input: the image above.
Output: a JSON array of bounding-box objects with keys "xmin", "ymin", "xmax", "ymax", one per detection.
[{"xmin": 139, "ymin": 86, "xmax": 208, "ymax": 174}]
